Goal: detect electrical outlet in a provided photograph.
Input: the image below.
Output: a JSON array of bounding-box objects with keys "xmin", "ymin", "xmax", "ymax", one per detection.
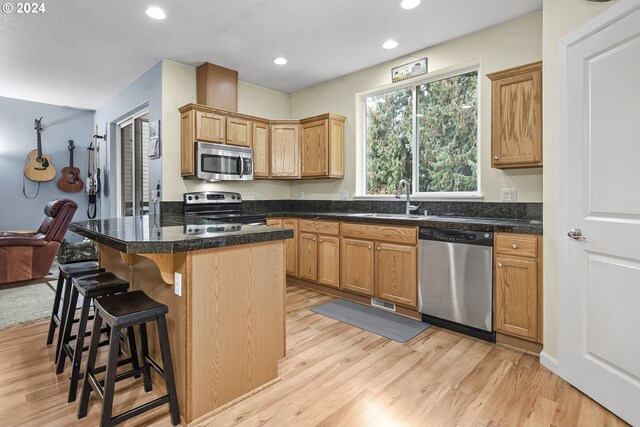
[
  {"xmin": 501, "ymin": 188, "xmax": 517, "ymax": 202},
  {"xmin": 299, "ymin": 191, "xmax": 304, "ymax": 199},
  {"xmin": 340, "ymin": 191, "xmax": 348, "ymax": 200},
  {"xmin": 174, "ymin": 272, "xmax": 182, "ymax": 296}
]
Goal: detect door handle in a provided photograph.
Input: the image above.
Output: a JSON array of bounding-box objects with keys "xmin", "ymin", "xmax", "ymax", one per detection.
[
  {"xmin": 567, "ymin": 228, "xmax": 584, "ymax": 240},
  {"xmin": 238, "ymin": 156, "xmax": 244, "ymax": 178}
]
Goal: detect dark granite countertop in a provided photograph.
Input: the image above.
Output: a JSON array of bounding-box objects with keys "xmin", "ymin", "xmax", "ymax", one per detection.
[
  {"xmin": 266, "ymin": 212, "xmax": 543, "ymax": 235},
  {"xmin": 69, "ymin": 215, "xmax": 293, "ymax": 254}
]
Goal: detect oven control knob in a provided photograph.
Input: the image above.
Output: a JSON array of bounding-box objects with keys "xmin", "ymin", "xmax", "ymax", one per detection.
[
  {"xmin": 187, "ymin": 196, "xmax": 193, "ymax": 201},
  {"xmin": 194, "ymin": 195, "xmax": 199, "ymax": 200},
  {"xmin": 237, "ymin": 195, "xmax": 241, "ymax": 200},
  {"xmin": 231, "ymin": 195, "xmax": 236, "ymax": 199}
]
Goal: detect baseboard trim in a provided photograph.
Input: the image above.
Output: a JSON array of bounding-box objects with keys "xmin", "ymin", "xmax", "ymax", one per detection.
[{"xmin": 540, "ymin": 350, "xmax": 559, "ymax": 375}]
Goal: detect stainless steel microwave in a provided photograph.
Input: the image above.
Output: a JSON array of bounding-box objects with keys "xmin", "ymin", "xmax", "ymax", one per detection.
[{"xmin": 193, "ymin": 142, "xmax": 253, "ymax": 181}]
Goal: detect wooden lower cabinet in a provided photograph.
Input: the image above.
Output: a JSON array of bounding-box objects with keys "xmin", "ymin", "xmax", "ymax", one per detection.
[
  {"xmin": 283, "ymin": 219, "xmax": 298, "ymax": 277},
  {"xmin": 266, "ymin": 218, "xmax": 283, "ymax": 227},
  {"xmin": 317, "ymin": 236, "xmax": 340, "ymax": 288},
  {"xmin": 494, "ymin": 255, "xmax": 538, "ymax": 341},
  {"xmin": 340, "ymin": 238, "xmax": 374, "ymax": 296},
  {"xmin": 374, "ymin": 243, "xmax": 417, "ymax": 308},
  {"xmin": 298, "ymin": 232, "xmax": 318, "ymax": 282}
]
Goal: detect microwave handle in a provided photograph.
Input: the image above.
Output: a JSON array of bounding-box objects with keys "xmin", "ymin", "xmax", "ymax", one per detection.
[{"xmin": 238, "ymin": 155, "xmax": 244, "ymax": 178}]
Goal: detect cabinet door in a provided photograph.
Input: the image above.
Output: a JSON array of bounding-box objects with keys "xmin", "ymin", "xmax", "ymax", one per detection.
[
  {"xmin": 489, "ymin": 64, "xmax": 542, "ymax": 168},
  {"xmin": 181, "ymin": 111, "xmax": 195, "ymax": 176},
  {"xmin": 317, "ymin": 235, "xmax": 340, "ymax": 288},
  {"xmin": 340, "ymin": 238, "xmax": 374, "ymax": 296},
  {"xmin": 266, "ymin": 218, "xmax": 283, "ymax": 227},
  {"xmin": 271, "ymin": 125, "xmax": 299, "ymax": 177},
  {"xmin": 301, "ymin": 120, "xmax": 328, "ymax": 177},
  {"xmin": 195, "ymin": 111, "xmax": 225, "ymax": 143},
  {"xmin": 283, "ymin": 219, "xmax": 298, "ymax": 277},
  {"xmin": 253, "ymin": 122, "xmax": 270, "ymax": 177},
  {"xmin": 298, "ymin": 232, "xmax": 317, "ymax": 282},
  {"xmin": 328, "ymin": 118, "xmax": 344, "ymax": 177},
  {"xmin": 494, "ymin": 256, "xmax": 538, "ymax": 340},
  {"xmin": 226, "ymin": 117, "xmax": 253, "ymax": 147},
  {"xmin": 375, "ymin": 243, "xmax": 417, "ymax": 307}
]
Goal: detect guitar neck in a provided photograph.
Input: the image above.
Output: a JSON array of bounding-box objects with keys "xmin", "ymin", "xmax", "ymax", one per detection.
[
  {"xmin": 36, "ymin": 131, "xmax": 43, "ymax": 158},
  {"xmin": 69, "ymin": 147, "xmax": 74, "ymax": 169}
]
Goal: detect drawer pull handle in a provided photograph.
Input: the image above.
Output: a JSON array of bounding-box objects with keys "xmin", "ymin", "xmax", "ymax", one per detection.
[
  {"xmin": 377, "ymin": 247, "xmax": 381, "ymax": 251},
  {"xmin": 368, "ymin": 245, "xmax": 372, "ymax": 249},
  {"xmin": 511, "ymin": 243, "xmax": 518, "ymax": 249},
  {"xmin": 494, "ymin": 156, "xmax": 500, "ymax": 160},
  {"xmin": 319, "ymin": 239, "xmax": 323, "ymax": 242},
  {"xmin": 315, "ymin": 225, "xmax": 319, "ymax": 229},
  {"xmin": 498, "ymin": 262, "xmax": 503, "ymax": 268}
]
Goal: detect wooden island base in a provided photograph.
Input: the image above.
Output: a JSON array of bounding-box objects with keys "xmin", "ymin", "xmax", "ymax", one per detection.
[{"xmin": 98, "ymin": 240, "xmax": 286, "ymax": 425}]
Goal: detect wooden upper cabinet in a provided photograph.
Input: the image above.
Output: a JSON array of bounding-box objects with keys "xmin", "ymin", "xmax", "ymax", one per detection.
[
  {"xmin": 226, "ymin": 117, "xmax": 253, "ymax": 147},
  {"xmin": 301, "ymin": 119, "xmax": 328, "ymax": 177},
  {"xmin": 487, "ymin": 61, "xmax": 542, "ymax": 169},
  {"xmin": 271, "ymin": 124, "xmax": 299, "ymax": 178},
  {"xmin": 300, "ymin": 115, "xmax": 345, "ymax": 178},
  {"xmin": 253, "ymin": 122, "xmax": 270, "ymax": 177},
  {"xmin": 195, "ymin": 110, "xmax": 225, "ymax": 144},
  {"xmin": 340, "ymin": 238, "xmax": 374, "ymax": 296},
  {"xmin": 375, "ymin": 243, "xmax": 417, "ymax": 308},
  {"xmin": 181, "ymin": 110, "xmax": 195, "ymax": 176}
]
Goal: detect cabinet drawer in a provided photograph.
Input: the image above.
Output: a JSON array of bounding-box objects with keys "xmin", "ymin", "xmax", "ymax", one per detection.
[
  {"xmin": 495, "ymin": 233, "xmax": 538, "ymax": 258},
  {"xmin": 299, "ymin": 220, "xmax": 339, "ymax": 236},
  {"xmin": 341, "ymin": 222, "xmax": 417, "ymax": 245}
]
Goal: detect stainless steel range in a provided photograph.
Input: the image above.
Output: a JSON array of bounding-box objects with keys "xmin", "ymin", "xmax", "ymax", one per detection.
[{"xmin": 183, "ymin": 191, "xmax": 267, "ymax": 226}]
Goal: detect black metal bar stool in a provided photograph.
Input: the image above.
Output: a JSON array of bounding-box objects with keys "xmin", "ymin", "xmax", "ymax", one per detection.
[
  {"xmin": 56, "ymin": 272, "xmax": 137, "ymax": 403},
  {"xmin": 47, "ymin": 261, "xmax": 105, "ymax": 360},
  {"xmin": 78, "ymin": 290, "xmax": 180, "ymax": 427}
]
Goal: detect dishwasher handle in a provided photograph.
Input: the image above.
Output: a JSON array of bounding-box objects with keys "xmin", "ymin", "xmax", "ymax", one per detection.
[{"xmin": 419, "ymin": 227, "xmax": 493, "ymax": 247}]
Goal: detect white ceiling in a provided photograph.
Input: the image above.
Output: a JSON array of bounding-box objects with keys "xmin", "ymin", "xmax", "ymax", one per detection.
[{"xmin": 0, "ymin": 0, "xmax": 541, "ymax": 110}]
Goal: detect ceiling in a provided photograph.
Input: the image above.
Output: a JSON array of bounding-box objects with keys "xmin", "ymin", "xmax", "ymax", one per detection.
[{"xmin": 0, "ymin": 0, "xmax": 541, "ymax": 110}]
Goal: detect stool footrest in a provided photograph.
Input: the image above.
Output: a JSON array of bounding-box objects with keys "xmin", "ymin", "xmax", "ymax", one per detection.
[
  {"xmin": 112, "ymin": 395, "xmax": 170, "ymax": 426},
  {"xmin": 144, "ymin": 355, "xmax": 165, "ymax": 379}
]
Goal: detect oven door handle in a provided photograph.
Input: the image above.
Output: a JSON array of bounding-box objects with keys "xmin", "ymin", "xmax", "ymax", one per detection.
[{"xmin": 238, "ymin": 155, "xmax": 244, "ymax": 178}]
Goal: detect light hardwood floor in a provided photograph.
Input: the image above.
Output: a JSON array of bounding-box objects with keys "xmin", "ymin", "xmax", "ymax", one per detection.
[{"xmin": 0, "ymin": 285, "xmax": 627, "ymax": 427}]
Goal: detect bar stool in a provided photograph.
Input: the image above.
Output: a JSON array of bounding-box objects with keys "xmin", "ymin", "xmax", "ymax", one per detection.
[
  {"xmin": 56, "ymin": 272, "xmax": 137, "ymax": 403},
  {"xmin": 78, "ymin": 290, "xmax": 180, "ymax": 427},
  {"xmin": 47, "ymin": 261, "xmax": 105, "ymax": 360}
]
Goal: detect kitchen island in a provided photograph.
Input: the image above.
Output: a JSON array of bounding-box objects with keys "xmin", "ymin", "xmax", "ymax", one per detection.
[{"xmin": 69, "ymin": 215, "xmax": 293, "ymax": 425}]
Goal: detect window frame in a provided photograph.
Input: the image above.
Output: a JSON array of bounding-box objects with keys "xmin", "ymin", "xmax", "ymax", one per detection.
[{"xmin": 356, "ymin": 62, "xmax": 482, "ymax": 201}]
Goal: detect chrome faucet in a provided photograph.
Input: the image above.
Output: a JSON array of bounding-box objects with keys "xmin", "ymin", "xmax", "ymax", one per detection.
[{"xmin": 396, "ymin": 179, "xmax": 419, "ymax": 215}]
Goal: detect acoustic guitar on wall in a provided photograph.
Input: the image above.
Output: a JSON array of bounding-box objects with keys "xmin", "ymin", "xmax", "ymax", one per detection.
[
  {"xmin": 57, "ymin": 140, "xmax": 84, "ymax": 192},
  {"xmin": 24, "ymin": 117, "xmax": 56, "ymax": 182}
]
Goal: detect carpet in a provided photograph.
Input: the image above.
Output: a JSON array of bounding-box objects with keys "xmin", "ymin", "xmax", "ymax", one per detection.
[
  {"xmin": 311, "ymin": 298, "xmax": 430, "ymax": 343},
  {"xmin": 0, "ymin": 282, "xmax": 55, "ymax": 331}
]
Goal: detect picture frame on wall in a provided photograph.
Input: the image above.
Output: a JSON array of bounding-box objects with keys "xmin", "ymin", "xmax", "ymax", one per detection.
[
  {"xmin": 148, "ymin": 120, "xmax": 160, "ymax": 159},
  {"xmin": 391, "ymin": 58, "xmax": 428, "ymax": 83}
]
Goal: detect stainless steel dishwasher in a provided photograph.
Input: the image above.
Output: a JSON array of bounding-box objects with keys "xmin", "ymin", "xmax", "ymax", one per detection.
[{"xmin": 418, "ymin": 227, "xmax": 495, "ymax": 341}]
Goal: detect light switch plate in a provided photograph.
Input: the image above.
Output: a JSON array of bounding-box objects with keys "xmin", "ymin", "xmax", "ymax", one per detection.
[
  {"xmin": 340, "ymin": 191, "xmax": 348, "ymax": 200},
  {"xmin": 174, "ymin": 272, "xmax": 182, "ymax": 296},
  {"xmin": 298, "ymin": 191, "xmax": 304, "ymax": 200},
  {"xmin": 501, "ymin": 188, "xmax": 517, "ymax": 202}
]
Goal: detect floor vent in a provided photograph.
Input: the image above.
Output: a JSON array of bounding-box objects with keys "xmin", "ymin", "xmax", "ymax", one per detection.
[{"xmin": 371, "ymin": 298, "xmax": 396, "ymax": 312}]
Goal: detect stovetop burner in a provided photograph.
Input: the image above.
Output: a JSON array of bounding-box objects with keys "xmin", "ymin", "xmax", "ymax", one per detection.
[{"xmin": 183, "ymin": 191, "xmax": 266, "ymax": 225}]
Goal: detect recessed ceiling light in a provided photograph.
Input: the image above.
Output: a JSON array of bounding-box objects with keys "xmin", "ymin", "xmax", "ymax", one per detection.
[
  {"xmin": 273, "ymin": 57, "xmax": 288, "ymax": 65},
  {"xmin": 146, "ymin": 7, "xmax": 166, "ymax": 20},
  {"xmin": 383, "ymin": 40, "xmax": 398, "ymax": 49},
  {"xmin": 401, "ymin": 0, "xmax": 421, "ymax": 9}
]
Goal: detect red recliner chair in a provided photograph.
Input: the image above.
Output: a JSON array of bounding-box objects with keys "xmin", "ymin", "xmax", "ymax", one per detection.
[{"xmin": 0, "ymin": 199, "xmax": 78, "ymax": 284}]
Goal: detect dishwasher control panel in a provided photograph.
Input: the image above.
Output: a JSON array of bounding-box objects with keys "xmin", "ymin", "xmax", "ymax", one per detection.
[{"xmin": 419, "ymin": 228, "xmax": 492, "ymax": 246}]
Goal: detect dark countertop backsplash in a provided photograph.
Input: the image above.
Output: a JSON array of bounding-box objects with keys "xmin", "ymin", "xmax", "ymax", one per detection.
[{"xmin": 162, "ymin": 199, "xmax": 542, "ymax": 221}]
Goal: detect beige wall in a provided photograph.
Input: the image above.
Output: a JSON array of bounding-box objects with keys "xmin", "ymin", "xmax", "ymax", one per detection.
[
  {"xmin": 161, "ymin": 60, "xmax": 291, "ymax": 201},
  {"xmin": 288, "ymin": 11, "xmax": 543, "ymax": 202},
  {"xmin": 541, "ymin": 0, "xmax": 618, "ymax": 362}
]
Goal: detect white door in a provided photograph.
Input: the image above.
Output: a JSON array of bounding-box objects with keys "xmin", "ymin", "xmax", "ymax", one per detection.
[{"xmin": 559, "ymin": 1, "xmax": 640, "ymax": 425}]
